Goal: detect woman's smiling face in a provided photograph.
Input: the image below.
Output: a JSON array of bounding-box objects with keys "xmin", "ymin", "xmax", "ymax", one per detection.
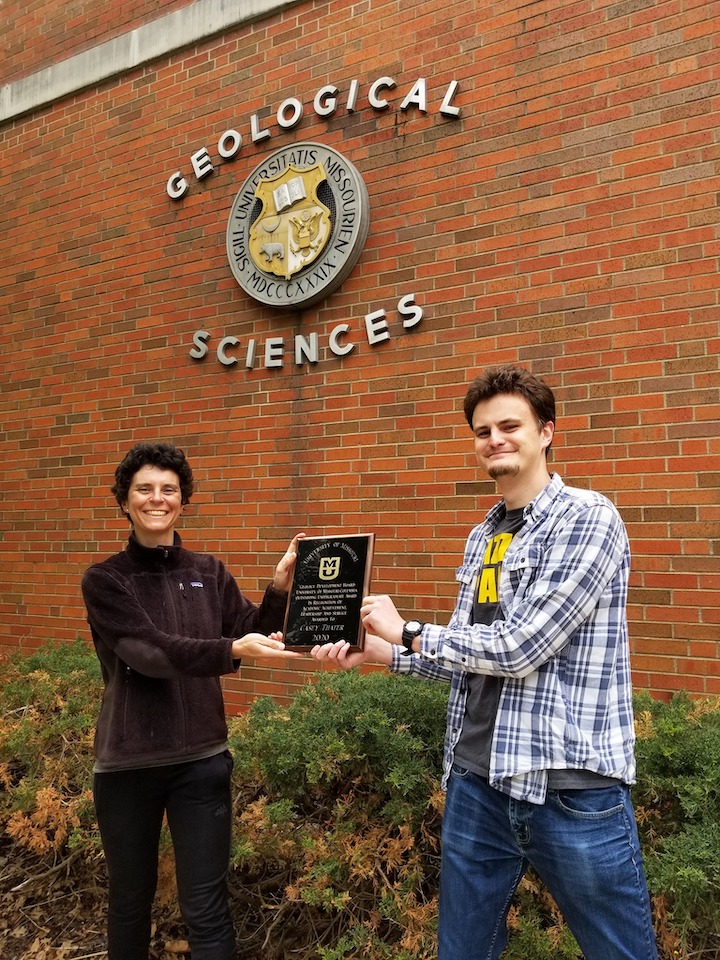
[{"xmin": 122, "ymin": 464, "xmax": 183, "ymax": 547}]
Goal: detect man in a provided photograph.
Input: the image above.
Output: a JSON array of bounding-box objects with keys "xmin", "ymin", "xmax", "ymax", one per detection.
[{"xmin": 312, "ymin": 366, "xmax": 657, "ymax": 960}]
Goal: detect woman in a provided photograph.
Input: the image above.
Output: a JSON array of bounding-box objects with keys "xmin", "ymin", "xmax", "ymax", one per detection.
[{"xmin": 82, "ymin": 441, "xmax": 304, "ymax": 960}]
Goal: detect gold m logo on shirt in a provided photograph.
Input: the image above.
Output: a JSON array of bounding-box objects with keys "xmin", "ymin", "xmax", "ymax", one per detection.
[{"xmin": 319, "ymin": 557, "xmax": 341, "ymax": 581}]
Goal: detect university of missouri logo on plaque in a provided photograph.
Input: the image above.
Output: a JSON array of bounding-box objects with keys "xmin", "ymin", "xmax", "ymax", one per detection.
[
  {"xmin": 319, "ymin": 556, "xmax": 341, "ymax": 581},
  {"xmin": 226, "ymin": 143, "xmax": 370, "ymax": 308}
]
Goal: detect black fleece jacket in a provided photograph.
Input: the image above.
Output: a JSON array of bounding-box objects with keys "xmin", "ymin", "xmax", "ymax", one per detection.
[{"xmin": 81, "ymin": 533, "xmax": 287, "ymax": 771}]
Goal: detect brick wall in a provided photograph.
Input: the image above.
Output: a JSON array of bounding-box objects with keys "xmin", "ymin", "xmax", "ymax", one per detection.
[
  {"xmin": 2, "ymin": 0, "xmax": 195, "ymax": 81},
  {"xmin": 1, "ymin": 0, "xmax": 718, "ymax": 706}
]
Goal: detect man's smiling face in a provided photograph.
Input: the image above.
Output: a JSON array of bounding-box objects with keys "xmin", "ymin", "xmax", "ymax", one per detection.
[{"xmin": 471, "ymin": 392, "xmax": 554, "ymax": 490}]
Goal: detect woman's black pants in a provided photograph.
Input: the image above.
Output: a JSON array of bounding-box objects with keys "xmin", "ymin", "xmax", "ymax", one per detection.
[{"xmin": 94, "ymin": 751, "xmax": 236, "ymax": 960}]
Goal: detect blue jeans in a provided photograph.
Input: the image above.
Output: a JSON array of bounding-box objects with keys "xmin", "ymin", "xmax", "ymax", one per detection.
[
  {"xmin": 439, "ymin": 765, "xmax": 658, "ymax": 960},
  {"xmin": 94, "ymin": 751, "xmax": 236, "ymax": 960}
]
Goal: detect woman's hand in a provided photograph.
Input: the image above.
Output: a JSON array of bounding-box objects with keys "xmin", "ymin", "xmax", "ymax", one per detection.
[
  {"xmin": 232, "ymin": 631, "xmax": 304, "ymax": 660},
  {"xmin": 310, "ymin": 633, "xmax": 393, "ymax": 670},
  {"xmin": 272, "ymin": 532, "xmax": 306, "ymax": 592}
]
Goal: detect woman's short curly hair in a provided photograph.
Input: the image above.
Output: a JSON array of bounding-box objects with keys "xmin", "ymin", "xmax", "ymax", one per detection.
[{"xmin": 112, "ymin": 442, "xmax": 194, "ymax": 515}]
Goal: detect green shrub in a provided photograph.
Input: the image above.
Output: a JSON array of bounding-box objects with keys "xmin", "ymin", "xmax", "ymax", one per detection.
[
  {"xmin": 231, "ymin": 670, "xmax": 447, "ymax": 817},
  {"xmin": 633, "ymin": 692, "xmax": 720, "ymax": 958},
  {"xmin": 228, "ymin": 671, "xmax": 448, "ymax": 959},
  {"xmin": 0, "ymin": 637, "xmax": 102, "ymax": 858},
  {"xmin": 2, "ymin": 643, "xmax": 720, "ymax": 960},
  {"xmin": 0, "ymin": 639, "xmax": 107, "ymax": 957}
]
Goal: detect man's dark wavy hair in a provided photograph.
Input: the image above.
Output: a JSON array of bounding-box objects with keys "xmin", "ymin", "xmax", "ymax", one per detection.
[
  {"xmin": 112, "ymin": 442, "xmax": 194, "ymax": 516},
  {"xmin": 463, "ymin": 365, "xmax": 556, "ymax": 449}
]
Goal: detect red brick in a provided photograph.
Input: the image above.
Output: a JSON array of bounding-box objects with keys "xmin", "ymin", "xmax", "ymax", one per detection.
[{"xmin": 1, "ymin": 0, "xmax": 719, "ymax": 705}]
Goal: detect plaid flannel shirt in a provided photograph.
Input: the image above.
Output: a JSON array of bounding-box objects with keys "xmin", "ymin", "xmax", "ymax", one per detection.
[{"xmin": 390, "ymin": 473, "xmax": 637, "ymax": 804}]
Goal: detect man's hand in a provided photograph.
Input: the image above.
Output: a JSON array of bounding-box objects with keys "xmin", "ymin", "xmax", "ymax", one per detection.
[
  {"xmin": 310, "ymin": 633, "xmax": 394, "ymax": 669},
  {"xmin": 360, "ymin": 594, "xmax": 405, "ymax": 646},
  {"xmin": 272, "ymin": 532, "xmax": 306, "ymax": 592}
]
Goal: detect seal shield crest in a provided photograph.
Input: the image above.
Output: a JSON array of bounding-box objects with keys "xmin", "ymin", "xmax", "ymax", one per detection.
[
  {"xmin": 227, "ymin": 142, "xmax": 370, "ymax": 308},
  {"xmin": 249, "ymin": 163, "xmax": 331, "ymax": 280}
]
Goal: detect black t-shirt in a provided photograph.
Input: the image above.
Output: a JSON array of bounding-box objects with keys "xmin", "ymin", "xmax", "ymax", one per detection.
[{"xmin": 454, "ymin": 508, "xmax": 524, "ymax": 777}]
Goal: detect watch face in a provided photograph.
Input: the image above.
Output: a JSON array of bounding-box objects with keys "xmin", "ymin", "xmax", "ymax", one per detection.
[{"xmin": 405, "ymin": 620, "xmax": 423, "ymax": 634}]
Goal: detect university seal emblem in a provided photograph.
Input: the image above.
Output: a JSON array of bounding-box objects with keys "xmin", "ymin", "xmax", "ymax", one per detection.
[{"xmin": 227, "ymin": 143, "xmax": 370, "ymax": 308}]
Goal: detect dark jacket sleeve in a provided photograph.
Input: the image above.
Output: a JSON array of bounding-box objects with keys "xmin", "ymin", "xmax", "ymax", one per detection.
[{"xmin": 82, "ymin": 563, "xmax": 237, "ymax": 680}]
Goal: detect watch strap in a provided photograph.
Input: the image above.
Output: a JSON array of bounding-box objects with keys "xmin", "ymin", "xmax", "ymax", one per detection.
[{"xmin": 401, "ymin": 620, "xmax": 424, "ymax": 655}]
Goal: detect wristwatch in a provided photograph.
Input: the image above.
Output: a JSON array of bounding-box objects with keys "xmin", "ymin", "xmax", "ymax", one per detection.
[{"xmin": 401, "ymin": 619, "xmax": 424, "ymax": 655}]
